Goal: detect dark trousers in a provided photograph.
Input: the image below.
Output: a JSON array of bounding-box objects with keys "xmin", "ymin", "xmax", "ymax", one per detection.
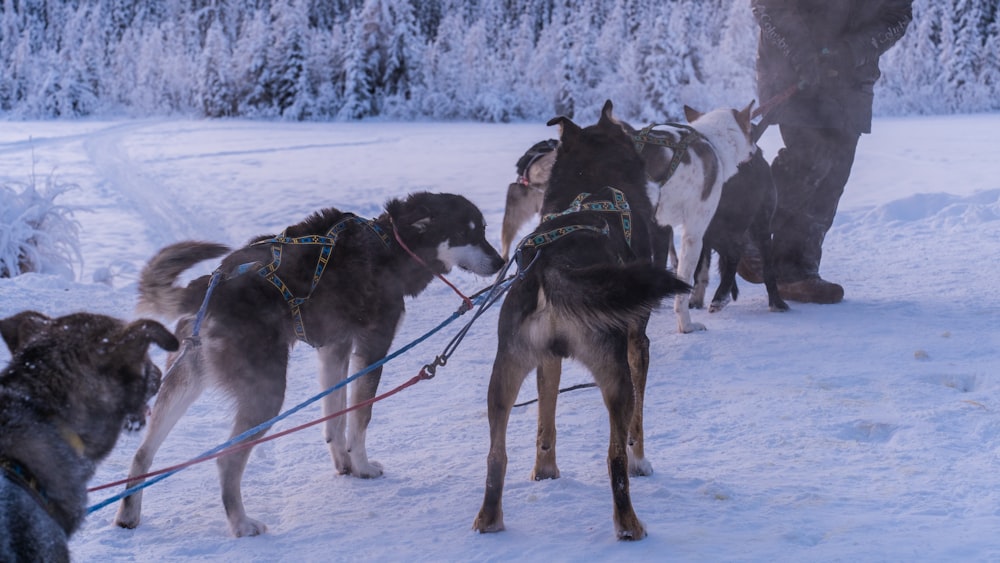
[{"xmin": 769, "ymin": 125, "xmax": 860, "ymax": 281}]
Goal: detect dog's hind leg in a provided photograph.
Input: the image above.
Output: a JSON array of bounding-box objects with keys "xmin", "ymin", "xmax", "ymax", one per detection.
[
  {"xmin": 316, "ymin": 341, "xmax": 354, "ymax": 475},
  {"xmin": 587, "ymin": 344, "xmax": 646, "ymax": 541},
  {"xmin": 531, "ymin": 357, "xmax": 562, "ymax": 481},
  {"xmin": 674, "ymin": 227, "xmax": 709, "ymax": 333},
  {"xmin": 626, "ymin": 317, "xmax": 653, "ymax": 476},
  {"xmin": 215, "ymin": 343, "xmax": 288, "ymax": 537},
  {"xmin": 751, "ymin": 195, "xmax": 789, "ymax": 313},
  {"xmin": 115, "ymin": 332, "xmax": 207, "ymax": 529},
  {"xmin": 689, "ymin": 247, "xmax": 711, "ymax": 309},
  {"xmin": 473, "ymin": 341, "xmax": 535, "ymax": 534},
  {"xmin": 710, "ymin": 252, "xmax": 740, "ymax": 313}
]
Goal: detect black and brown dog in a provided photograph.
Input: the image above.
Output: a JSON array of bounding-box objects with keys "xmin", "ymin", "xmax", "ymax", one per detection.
[
  {"xmin": 473, "ymin": 101, "xmax": 690, "ymax": 540},
  {"xmin": 0, "ymin": 311, "xmax": 176, "ymax": 563}
]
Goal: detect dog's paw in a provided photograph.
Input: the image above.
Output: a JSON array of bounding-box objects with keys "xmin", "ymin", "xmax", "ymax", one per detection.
[
  {"xmin": 123, "ymin": 411, "xmax": 147, "ymax": 432},
  {"xmin": 350, "ymin": 459, "xmax": 384, "ymax": 479},
  {"xmin": 769, "ymin": 299, "xmax": 790, "ymax": 312},
  {"xmin": 709, "ymin": 299, "xmax": 730, "ymax": 313},
  {"xmin": 679, "ymin": 321, "xmax": 707, "ymax": 333},
  {"xmin": 530, "ymin": 463, "xmax": 560, "ymax": 481},
  {"xmin": 230, "ymin": 516, "xmax": 268, "ymax": 537},
  {"xmin": 616, "ymin": 523, "xmax": 647, "ymax": 541},
  {"xmin": 614, "ymin": 513, "xmax": 647, "ymax": 541},
  {"xmin": 114, "ymin": 513, "xmax": 140, "ymax": 529},
  {"xmin": 473, "ymin": 511, "xmax": 505, "ymax": 533},
  {"xmin": 628, "ymin": 457, "xmax": 653, "ymax": 477}
]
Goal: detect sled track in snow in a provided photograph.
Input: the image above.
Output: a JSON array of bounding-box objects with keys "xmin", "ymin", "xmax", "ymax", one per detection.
[{"xmin": 82, "ymin": 122, "xmax": 226, "ymax": 247}]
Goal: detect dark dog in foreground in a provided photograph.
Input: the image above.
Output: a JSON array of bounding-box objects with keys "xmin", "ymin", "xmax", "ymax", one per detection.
[
  {"xmin": 473, "ymin": 101, "xmax": 690, "ymax": 540},
  {"xmin": 0, "ymin": 311, "xmax": 177, "ymax": 563},
  {"xmin": 115, "ymin": 192, "xmax": 504, "ymax": 537},
  {"xmin": 500, "ymin": 113, "xmax": 787, "ymax": 322}
]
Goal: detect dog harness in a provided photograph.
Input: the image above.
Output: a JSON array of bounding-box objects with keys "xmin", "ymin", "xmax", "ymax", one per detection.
[
  {"xmin": 539, "ymin": 186, "xmax": 633, "ymax": 248},
  {"xmin": 514, "ymin": 187, "xmax": 633, "ymax": 273},
  {"xmin": 631, "ymin": 123, "xmax": 702, "ymax": 185},
  {"xmin": 1, "ymin": 457, "xmax": 54, "ymax": 519},
  {"xmin": 249, "ymin": 214, "xmax": 391, "ymax": 345}
]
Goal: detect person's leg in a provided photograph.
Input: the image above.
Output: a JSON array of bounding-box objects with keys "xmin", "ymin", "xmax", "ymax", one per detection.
[{"xmin": 768, "ymin": 125, "xmax": 859, "ymax": 302}]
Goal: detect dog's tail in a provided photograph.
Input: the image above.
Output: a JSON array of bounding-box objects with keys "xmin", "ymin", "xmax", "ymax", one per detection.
[
  {"xmin": 541, "ymin": 262, "xmax": 690, "ymax": 331},
  {"xmin": 137, "ymin": 241, "xmax": 230, "ymax": 319}
]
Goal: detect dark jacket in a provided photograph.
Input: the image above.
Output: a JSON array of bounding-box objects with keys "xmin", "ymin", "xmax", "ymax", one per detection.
[{"xmin": 751, "ymin": 0, "xmax": 913, "ymax": 134}]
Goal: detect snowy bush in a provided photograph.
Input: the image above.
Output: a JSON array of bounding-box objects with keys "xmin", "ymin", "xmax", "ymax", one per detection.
[{"xmin": 0, "ymin": 176, "xmax": 83, "ymax": 279}]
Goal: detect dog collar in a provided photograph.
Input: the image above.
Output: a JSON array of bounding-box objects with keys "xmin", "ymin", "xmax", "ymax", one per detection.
[{"xmin": 1, "ymin": 456, "xmax": 53, "ymax": 514}]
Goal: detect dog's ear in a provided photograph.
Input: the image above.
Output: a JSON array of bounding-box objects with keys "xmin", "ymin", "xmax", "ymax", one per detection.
[
  {"xmin": 0, "ymin": 310, "xmax": 52, "ymax": 354},
  {"xmin": 683, "ymin": 105, "xmax": 703, "ymax": 124},
  {"xmin": 735, "ymin": 100, "xmax": 755, "ymax": 135},
  {"xmin": 597, "ymin": 99, "xmax": 624, "ymax": 130},
  {"xmin": 121, "ymin": 319, "xmax": 180, "ymax": 356},
  {"xmin": 547, "ymin": 115, "xmax": 581, "ymax": 143},
  {"xmin": 386, "ymin": 193, "xmax": 435, "ymax": 234},
  {"xmin": 600, "ymin": 100, "xmax": 615, "ymax": 122}
]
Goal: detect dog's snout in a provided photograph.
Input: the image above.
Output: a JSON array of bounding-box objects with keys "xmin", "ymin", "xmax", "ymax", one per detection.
[{"xmin": 487, "ymin": 249, "xmax": 505, "ymax": 274}]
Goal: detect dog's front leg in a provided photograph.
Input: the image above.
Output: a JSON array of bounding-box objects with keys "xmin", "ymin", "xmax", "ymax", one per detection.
[
  {"xmin": 345, "ymin": 360, "xmax": 384, "ymax": 478},
  {"xmin": 317, "ymin": 342, "xmax": 353, "ymax": 475},
  {"xmin": 531, "ymin": 357, "xmax": 561, "ymax": 480}
]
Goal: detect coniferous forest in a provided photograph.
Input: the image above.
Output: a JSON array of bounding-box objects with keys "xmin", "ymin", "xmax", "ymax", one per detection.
[{"xmin": 0, "ymin": 0, "xmax": 997, "ymax": 123}]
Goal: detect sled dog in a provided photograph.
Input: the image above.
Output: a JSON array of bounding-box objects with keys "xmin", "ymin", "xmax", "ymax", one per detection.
[
  {"xmin": 499, "ymin": 139, "xmax": 558, "ymax": 260},
  {"xmin": 701, "ymin": 147, "xmax": 789, "ymax": 313},
  {"xmin": 114, "ymin": 192, "xmax": 504, "ymax": 537},
  {"xmin": 499, "ymin": 103, "xmax": 765, "ymax": 330},
  {"xmin": 473, "ymin": 101, "xmax": 690, "ymax": 540},
  {"xmin": 1, "ymin": 311, "xmax": 176, "ymax": 562},
  {"xmin": 640, "ymin": 103, "xmax": 756, "ymax": 332}
]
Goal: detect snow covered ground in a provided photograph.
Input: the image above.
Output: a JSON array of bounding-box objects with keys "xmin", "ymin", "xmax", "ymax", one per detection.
[{"xmin": 1, "ymin": 113, "xmax": 998, "ymax": 562}]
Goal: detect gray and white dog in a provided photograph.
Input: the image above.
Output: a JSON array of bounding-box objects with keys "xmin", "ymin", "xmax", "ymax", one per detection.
[
  {"xmin": 0, "ymin": 310, "xmax": 177, "ymax": 563},
  {"xmin": 115, "ymin": 192, "xmax": 504, "ymax": 537}
]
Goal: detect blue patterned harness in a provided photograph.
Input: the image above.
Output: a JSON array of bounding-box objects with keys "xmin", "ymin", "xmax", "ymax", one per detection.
[
  {"xmin": 515, "ymin": 187, "xmax": 634, "ymax": 273},
  {"xmin": 249, "ymin": 214, "xmax": 391, "ymax": 345}
]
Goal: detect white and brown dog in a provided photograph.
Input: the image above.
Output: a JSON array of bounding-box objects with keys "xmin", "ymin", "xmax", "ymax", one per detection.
[{"xmin": 639, "ymin": 103, "xmax": 756, "ymax": 332}]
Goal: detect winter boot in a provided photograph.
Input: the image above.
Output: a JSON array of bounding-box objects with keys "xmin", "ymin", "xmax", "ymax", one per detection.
[{"xmin": 777, "ymin": 277, "xmax": 844, "ymax": 304}]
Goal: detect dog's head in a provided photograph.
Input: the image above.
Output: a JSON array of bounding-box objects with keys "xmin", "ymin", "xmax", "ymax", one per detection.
[
  {"xmin": 515, "ymin": 139, "xmax": 559, "ymax": 189},
  {"xmin": 545, "ymin": 100, "xmax": 648, "ymax": 203},
  {"xmin": 683, "ymin": 101, "xmax": 757, "ymax": 166},
  {"xmin": 386, "ymin": 192, "xmax": 504, "ymax": 276},
  {"xmin": 0, "ymin": 311, "xmax": 178, "ymax": 460}
]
